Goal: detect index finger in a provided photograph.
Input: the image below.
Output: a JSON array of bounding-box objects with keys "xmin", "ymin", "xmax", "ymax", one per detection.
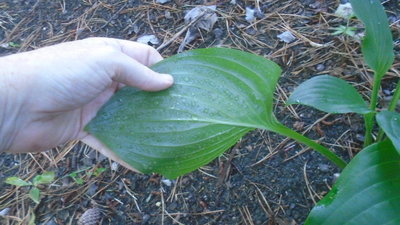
[{"xmin": 85, "ymin": 37, "xmax": 164, "ymax": 66}]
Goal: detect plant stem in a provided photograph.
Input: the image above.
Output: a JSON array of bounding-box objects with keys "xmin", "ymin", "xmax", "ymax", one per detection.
[
  {"xmin": 363, "ymin": 75, "xmax": 382, "ymax": 147},
  {"xmin": 388, "ymin": 79, "xmax": 400, "ymax": 111},
  {"xmin": 273, "ymin": 124, "xmax": 347, "ymax": 169},
  {"xmin": 363, "ymin": 114, "xmax": 374, "ymax": 147},
  {"xmin": 377, "ymin": 79, "xmax": 400, "ymax": 141}
]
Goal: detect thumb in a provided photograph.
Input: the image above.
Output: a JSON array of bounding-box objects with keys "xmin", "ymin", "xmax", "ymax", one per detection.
[{"xmin": 111, "ymin": 53, "xmax": 174, "ymax": 91}]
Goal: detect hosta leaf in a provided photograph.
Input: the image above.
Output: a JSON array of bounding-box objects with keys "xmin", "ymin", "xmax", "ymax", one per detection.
[
  {"xmin": 305, "ymin": 140, "xmax": 400, "ymax": 225},
  {"xmin": 86, "ymin": 48, "xmax": 283, "ymax": 179},
  {"xmin": 287, "ymin": 75, "xmax": 371, "ymax": 114},
  {"xmin": 376, "ymin": 111, "xmax": 400, "ymax": 154},
  {"xmin": 350, "ymin": 0, "xmax": 394, "ymax": 77}
]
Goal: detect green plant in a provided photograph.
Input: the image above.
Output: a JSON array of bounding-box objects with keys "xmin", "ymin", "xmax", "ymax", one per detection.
[
  {"xmin": 8, "ymin": 42, "xmax": 20, "ymax": 48},
  {"xmin": 332, "ymin": 2, "xmax": 357, "ymax": 38},
  {"xmin": 332, "ymin": 25, "xmax": 356, "ymax": 37},
  {"xmin": 66, "ymin": 167, "xmax": 106, "ymax": 185},
  {"xmin": 289, "ymin": 0, "xmax": 398, "ymax": 223},
  {"xmin": 85, "ymin": 0, "xmax": 398, "ymax": 223},
  {"xmin": 5, "ymin": 171, "xmax": 55, "ymax": 204}
]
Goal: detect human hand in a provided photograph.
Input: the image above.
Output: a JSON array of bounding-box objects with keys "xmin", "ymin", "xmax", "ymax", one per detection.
[{"xmin": 0, "ymin": 37, "xmax": 173, "ymax": 170}]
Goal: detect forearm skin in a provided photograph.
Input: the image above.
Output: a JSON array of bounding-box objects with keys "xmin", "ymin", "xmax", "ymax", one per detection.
[{"xmin": 0, "ymin": 56, "xmax": 26, "ymax": 153}]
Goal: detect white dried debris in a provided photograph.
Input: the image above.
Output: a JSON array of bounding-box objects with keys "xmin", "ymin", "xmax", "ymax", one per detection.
[
  {"xmin": 111, "ymin": 161, "xmax": 119, "ymax": 171},
  {"xmin": 164, "ymin": 10, "xmax": 172, "ymax": 19},
  {"xmin": 178, "ymin": 5, "xmax": 218, "ymax": 52},
  {"xmin": 335, "ymin": 3, "xmax": 354, "ymax": 19},
  {"xmin": 277, "ymin": 31, "xmax": 296, "ymax": 43},
  {"xmin": 333, "ymin": 173, "xmax": 341, "ymax": 183},
  {"xmin": 245, "ymin": 7, "xmax": 256, "ymax": 23},
  {"xmin": 0, "ymin": 208, "xmax": 10, "ymax": 217},
  {"xmin": 136, "ymin": 35, "xmax": 160, "ymax": 45},
  {"xmin": 161, "ymin": 178, "xmax": 172, "ymax": 186},
  {"xmin": 156, "ymin": 0, "xmax": 170, "ymax": 4},
  {"xmin": 245, "ymin": 6, "xmax": 263, "ymax": 23},
  {"xmin": 184, "ymin": 5, "xmax": 218, "ymax": 32},
  {"xmin": 0, "ymin": 43, "xmax": 10, "ymax": 49}
]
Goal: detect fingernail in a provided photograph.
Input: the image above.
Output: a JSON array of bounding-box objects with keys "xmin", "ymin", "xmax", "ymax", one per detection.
[{"xmin": 162, "ymin": 74, "xmax": 174, "ymax": 86}]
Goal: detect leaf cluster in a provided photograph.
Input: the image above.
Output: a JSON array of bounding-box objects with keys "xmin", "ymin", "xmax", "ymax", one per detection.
[
  {"xmin": 66, "ymin": 167, "xmax": 106, "ymax": 185},
  {"xmin": 5, "ymin": 171, "xmax": 55, "ymax": 204}
]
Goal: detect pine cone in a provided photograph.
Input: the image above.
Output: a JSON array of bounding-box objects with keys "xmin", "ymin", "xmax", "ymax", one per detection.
[{"xmin": 78, "ymin": 208, "xmax": 101, "ymax": 225}]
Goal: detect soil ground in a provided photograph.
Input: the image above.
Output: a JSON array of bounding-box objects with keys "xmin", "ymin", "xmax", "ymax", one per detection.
[{"xmin": 0, "ymin": 0, "xmax": 399, "ymax": 224}]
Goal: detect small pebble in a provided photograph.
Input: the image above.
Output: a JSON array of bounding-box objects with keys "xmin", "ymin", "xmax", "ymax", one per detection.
[
  {"xmin": 213, "ymin": 28, "xmax": 223, "ymax": 39},
  {"xmin": 389, "ymin": 15, "xmax": 398, "ymax": 24},
  {"xmin": 245, "ymin": 27, "xmax": 256, "ymax": 35},
  {"xmin": 142, "ymin": 214, "xmax": 150, "ymax": 223},
  {"xmin": 316, "ymin": 64, "xmax": 325, "ymax": 71},
  {"xmin": 383, "ymin": 89, "xmax": 392, "ymax": 96},
  {"xmin": 318, "ymin": 164, "xmax": 330, "ymax": 172},
  {"xmin": 86, "ymin": 183, "xmax": 98, "ymax": 196},
  {"xmin": 356, "ymin": 134, "xmax": 365, "ymax": 142},
  {"xmin": 164, "ymin": 11, "xmax": 172, "ymax": 19},
  {"xmin": 44, "ymin": 219, "xmax": 58, "ymax": 225}
]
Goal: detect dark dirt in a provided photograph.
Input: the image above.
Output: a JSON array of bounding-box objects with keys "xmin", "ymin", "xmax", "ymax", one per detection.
[{"xmin": 0, "ymin": 0, "xmax": 399, "ymax": 224}]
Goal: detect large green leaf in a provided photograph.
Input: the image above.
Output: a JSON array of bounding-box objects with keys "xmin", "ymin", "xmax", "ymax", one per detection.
[
  {"xmin": 86, "ymin": 48, "xmax": 283, "ymax": 178},
  {"xmin": 287, "ymin": 75, "xmax": 371, "ymax": 114},
  {"xmin": 350, "ymin": 0, "xmax": 394, "ymax": 77},
  {"xmin": 376, "ymin": 111, "xmax": 400, "ymax": 154},
  {"xmin": 305, "ymin": 140, "xmax": 400, "ymax": 225}
]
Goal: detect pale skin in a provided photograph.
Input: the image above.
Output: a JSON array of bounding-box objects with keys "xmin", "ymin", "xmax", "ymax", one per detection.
[{"xmin": 0, "ymin": 37, "xmax": 173, "ymax": 170}]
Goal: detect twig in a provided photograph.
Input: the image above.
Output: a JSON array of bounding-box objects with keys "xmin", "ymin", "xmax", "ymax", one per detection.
[
  {"xmin": 156, "ymin": 12, "xmax": 206, "ymax": 52},
  {"xmin": 160, "ymin": 187, "xmax": 165, "ymax": 225},
  {"xmin": 167, "ymin": 209, "xmax": 225, "ymax": 216},
  {"xmin": 122, "ymin": 178, "xmax": 142, "ymax": 213},
  {"xmin": 303, "ymin": 162, "xmax": 316, "ymax": 205}
]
